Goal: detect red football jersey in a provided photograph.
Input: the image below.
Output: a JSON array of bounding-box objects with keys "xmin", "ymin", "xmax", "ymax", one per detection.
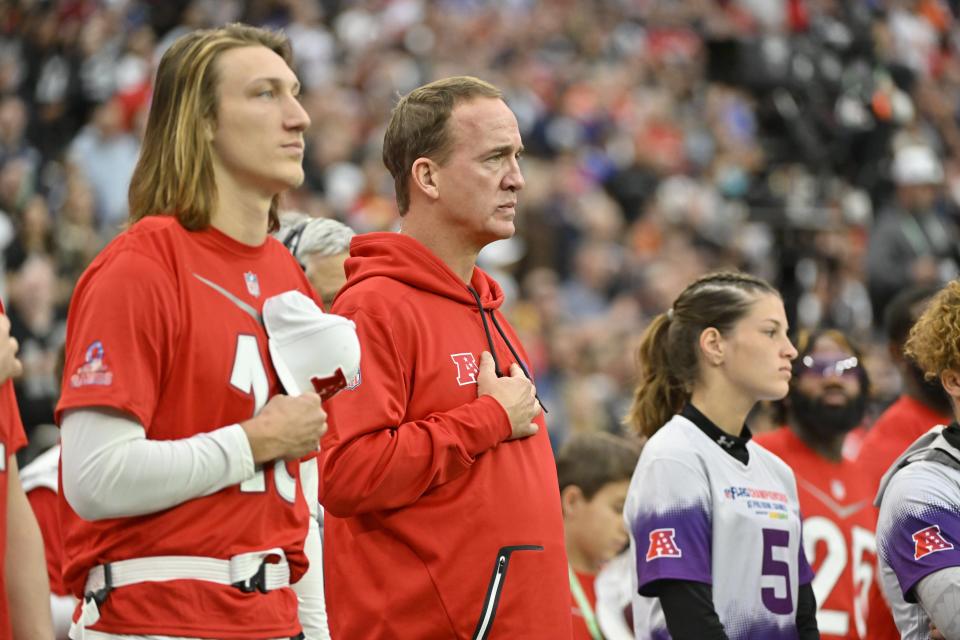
[
  {"xmin": 26, "ymin": 487, "xmax": 65, "ymax": 597},
  {"xmin": 756, "ymin": 427, "xmax": 884, "ymax": 639},
  {"xmin": 858, "ymin": 395, "xmax": 949, "ymax": 499},
  {"xmin": 56, "ymin": 217, "xmax": 319, "ymax": 638},
  {"xmin": 0, "ymin": 299, "xmax": 27, "ymax": 640}
]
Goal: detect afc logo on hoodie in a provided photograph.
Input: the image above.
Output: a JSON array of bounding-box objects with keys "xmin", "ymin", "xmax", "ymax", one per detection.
[{"xmin": 450, "ymin": 353, "xmax": 479, "ymax": 386}]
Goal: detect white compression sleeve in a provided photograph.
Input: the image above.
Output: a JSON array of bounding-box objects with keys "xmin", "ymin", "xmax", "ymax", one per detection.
[
  {"xmin": 60, "ymin": 409, "xmax": 255, "ymax": 520},
  {"xmin": 916, "ymin": 566, "xmax": 960, "ymax": 639},
  {"xmin": 293, "ymin": 514, "xmax": 330, "ymax": 639},
  {"xmin": 50, "ymin": 594, "xmax": 76, "ymax": 640}
]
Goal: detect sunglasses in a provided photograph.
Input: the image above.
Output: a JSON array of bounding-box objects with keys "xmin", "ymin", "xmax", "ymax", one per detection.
[{"xmin": 797, "ymin": 355, "xmax": 862, "ymax": 379}]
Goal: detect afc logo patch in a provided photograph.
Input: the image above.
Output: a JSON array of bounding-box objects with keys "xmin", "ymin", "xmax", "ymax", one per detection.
[
  {"xmin": 913, "ymin": 525, "xmax": 955, "ymax": 560},
  {"xmin": 450, "ymin": 353, "xmax": 479, "ymax": 386},
  {"xmin": 646, "ymin": 528, "xmax": 682, "ymax": 561}
]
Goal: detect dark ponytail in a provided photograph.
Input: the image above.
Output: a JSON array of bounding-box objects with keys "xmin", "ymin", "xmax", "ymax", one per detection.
[{"xmin": 626, "ymin": 312, "xmax": 689, "ymax": 438}]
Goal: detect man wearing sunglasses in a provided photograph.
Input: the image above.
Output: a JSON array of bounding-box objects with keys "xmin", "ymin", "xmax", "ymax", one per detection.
[{"xmin": 756, "ymin": 329, "xmax": 897, "ymax": 639}]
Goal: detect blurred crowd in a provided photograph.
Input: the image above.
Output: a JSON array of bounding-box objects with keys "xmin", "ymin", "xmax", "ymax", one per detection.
[{"xmin": 2, "ymin": 0, "xmax": 960, "ymax": 456}]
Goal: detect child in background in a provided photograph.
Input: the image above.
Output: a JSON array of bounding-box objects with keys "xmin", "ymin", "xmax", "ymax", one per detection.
[{"xmin": 558, "ymin": 432, "xmax": 642, "ymax": 640}]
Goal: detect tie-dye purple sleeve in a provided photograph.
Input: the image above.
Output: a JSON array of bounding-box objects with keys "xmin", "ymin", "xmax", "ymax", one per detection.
[
  {"xmin": 879, "ymin": 503, "xmax": 960, "ymax": 602},
  {"xmin": 629, "ymin": 458, "xmax": 712, "ymax": 595}
]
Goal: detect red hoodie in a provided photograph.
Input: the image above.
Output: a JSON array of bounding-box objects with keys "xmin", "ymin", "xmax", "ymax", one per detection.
[{"xmin": 320, "ymin": 232, "xmax": 572, "ymax": 639}]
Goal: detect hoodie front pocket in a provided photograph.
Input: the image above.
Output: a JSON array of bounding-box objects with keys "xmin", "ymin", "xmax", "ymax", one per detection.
[{"xmin": 471, "ymin": 544, "xmax": 544, "ymax": 639}]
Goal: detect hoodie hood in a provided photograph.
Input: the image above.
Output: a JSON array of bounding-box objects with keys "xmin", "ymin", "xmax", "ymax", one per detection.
[
  {"xmin": 341, "ymin": 232, "xmax": 505, "ymax": 310},
  {"xmin": 875, "ymin": 424, "xmax": 948, "ymax": 506}
]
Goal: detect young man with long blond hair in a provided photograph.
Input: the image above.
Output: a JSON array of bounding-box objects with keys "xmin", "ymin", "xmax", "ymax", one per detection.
[{"xmin": 56, "ymin": 24, "xmax": 329, "ymax": 639}]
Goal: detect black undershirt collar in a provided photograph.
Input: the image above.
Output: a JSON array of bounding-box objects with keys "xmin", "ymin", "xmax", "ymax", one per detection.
[
  {"xmin": 943, "ymin": 421, "xmax": 960, "ymax": 450},
  {"xmin": 681, "ymin": 403, "xmax": 752, "ymax": 465}
]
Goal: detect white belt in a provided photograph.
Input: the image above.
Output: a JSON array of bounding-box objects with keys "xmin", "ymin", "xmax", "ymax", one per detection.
[
  {"xmin": 84, "ymin": 547, "xmax": 291, "ymax": 597},
  {"xmin": 73, "ymin": 548, "xmax": 291, "ymax": 636}
]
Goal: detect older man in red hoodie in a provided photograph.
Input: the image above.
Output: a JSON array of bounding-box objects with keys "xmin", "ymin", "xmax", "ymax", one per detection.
[{"xmin": 319, "ymin": 76, "xmax": 572, "ymax": 639}]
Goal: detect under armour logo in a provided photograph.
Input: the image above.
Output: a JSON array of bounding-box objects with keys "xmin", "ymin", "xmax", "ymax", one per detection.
[
  {"xmin": 913, "ymin": 525, "xmax": 955, "ymax": 560},
  {"xmin": 450, "ymin": 353, "xmax": 479, "ymax": 386},
  {"xmin": 646, "ymin": 528, "xmax": 682, "ymax": 561},
  {"xmin": 717, "ymin": 435, "xmax": 736, "ymax": 449}
]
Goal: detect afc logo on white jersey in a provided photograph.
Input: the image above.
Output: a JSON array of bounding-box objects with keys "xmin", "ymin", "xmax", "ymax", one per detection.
[
  {"xmin": 646, "ymin": 528, "xmax": 683, "ymax": 560},
  {"xmin": 913, "ymin": 524, "xmax": 955, "ymax": 560},
  {"xmin": 450, "ymin": 353, "xmax": 479, "ymax": 386}
]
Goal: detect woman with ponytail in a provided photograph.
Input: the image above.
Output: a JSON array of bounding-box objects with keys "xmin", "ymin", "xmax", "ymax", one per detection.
[{"xmin": 623, "ymin": 272, "xmax": 820, "ymax": 639}]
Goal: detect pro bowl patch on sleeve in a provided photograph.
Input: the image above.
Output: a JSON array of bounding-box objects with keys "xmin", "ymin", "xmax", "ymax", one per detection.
[{"xmin": 70, "ymin": 340, "xmax": 114, "ymax": 387}]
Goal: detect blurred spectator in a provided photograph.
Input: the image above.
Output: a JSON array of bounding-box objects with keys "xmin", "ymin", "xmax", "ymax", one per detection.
[
  {"xmin": 4, "ymin": 194, "xmax": 55, "ymax": 273},
  {"xmin": 867, "ymin": 144, "xmax": 959, "ymax": 318},
  {"xmin": 275, "ymin": 212, "xmax": 355, "ymax": 308},
  {"xmin": 557, "ymin": 432, "xmax": 641, "ymax": 640},
  {"xmin": 67, "ymin": 98, "xmax": 140, "ymax": 231},
  {"xmin": 756, "ymin": 329, "xmax": 898, "ymax": 639},
  {"xmin": 53, "ymin": 176, "xmax": 105, "ymax": 295},
  {"xmin": 6, "ymin": 254, "xmax": 66, "ymax": 438},
  {"xmin": 858, "ymin": 284, "xmax": 952, "ymax": 497},
  {"xmin": 0, "ymin": 96, "xmax": 41, "ymax": 178}
]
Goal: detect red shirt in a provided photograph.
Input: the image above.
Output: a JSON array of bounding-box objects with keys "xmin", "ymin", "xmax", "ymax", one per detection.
[
  {"xmin": 756, "ymin": 427, "xmax": 886, "ymax": 639},
  {"xmin": 571, "ymin": 569, "xmax": 598, "ymax": 640},
  {"xmin": 56, "ymin": 217, "xmax": 318, "ymax": 638},
  {"xmin": 26, "ymin": 488, "xmax": 64, "ymax": 596},
  {"xmin": 0, "ymin": 300, "xmax": 27, "ymax": 640},
  {"xmin": 857, "ymin": 396, "xmax": 950, "ymax": 497}
]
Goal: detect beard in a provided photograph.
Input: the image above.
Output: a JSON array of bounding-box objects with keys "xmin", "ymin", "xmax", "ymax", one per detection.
[
  {"xmin": 790, "ymin": 389, "xmax": 867, "ymax": 440},
  {"xmin": 905, "ymin": 362, "xmax": 953, "ymax": 417}
]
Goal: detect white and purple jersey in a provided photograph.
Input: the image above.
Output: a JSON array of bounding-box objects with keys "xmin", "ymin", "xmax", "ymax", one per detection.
[
  {"xmin": 876, "ymin": 425, "xmax": 960, "ymax": 639},
  {"xmin": 624, "ymin": 413, "xmax": 814, "ymax": 640}
]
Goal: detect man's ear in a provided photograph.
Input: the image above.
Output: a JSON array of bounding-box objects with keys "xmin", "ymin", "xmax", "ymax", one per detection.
[
  {"xmin": 939, "ymin": 368, "xmax": 960, "ymax": 402},
  {"xmin": 411, "ymin": 157, "xmax": 440, "ymax": 202},
  {"xmin": 560, "ymin": 484, "xmax": 586, "ymax": 516},
  {"xmin": 699, "ymin": 327, "xmax": 724, "ymax": 367}
]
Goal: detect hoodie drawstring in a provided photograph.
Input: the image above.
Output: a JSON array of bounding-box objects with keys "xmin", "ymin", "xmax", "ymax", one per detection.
[
  {"xmin": 467, "ymin": 286, "xmax": 548, "ymax": 414},
  {"xmin": 468, "ymin": 286, "xmax": 505, "ymax": 377}
]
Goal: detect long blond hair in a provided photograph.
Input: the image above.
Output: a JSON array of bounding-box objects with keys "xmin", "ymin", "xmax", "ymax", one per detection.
[{"xmin": 128, "ymin": 23, "xmax": 292, "ymax": 232}]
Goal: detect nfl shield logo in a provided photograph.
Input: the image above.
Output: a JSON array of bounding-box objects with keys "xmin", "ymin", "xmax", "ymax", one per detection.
[{"xmin": 244, "ymin": 272, "xmax": 260, "ymax": 297}]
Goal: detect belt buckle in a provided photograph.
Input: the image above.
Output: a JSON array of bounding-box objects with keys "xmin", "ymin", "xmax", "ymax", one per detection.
[
  {"xmin": 232, "ymin": 560, "xmax": 268, "ymax": 594},
  {"xmin": 84, "ymin": 563, "xmax": 113, "ymax": 607}
]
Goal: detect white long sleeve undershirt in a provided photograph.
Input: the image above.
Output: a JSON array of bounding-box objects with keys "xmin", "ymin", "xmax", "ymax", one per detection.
[
  {"xmin": 60, "ymin": 408, "xmax": 328, "ymax": 638},
  {"xmin": 916, "ymin": 566, "xmax": 960, "ymax": 639},
  {"xmin": 60, "ymin": 409, "xmax": 255, "ymax": 520}
]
